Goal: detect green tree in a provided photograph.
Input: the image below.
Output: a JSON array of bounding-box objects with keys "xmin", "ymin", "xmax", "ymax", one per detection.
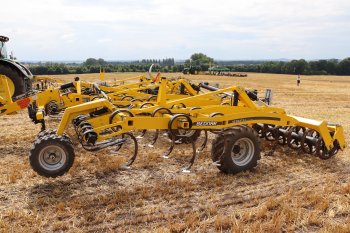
[
  {"xmin": 337, "ymin": 58, "xmax": 350, "ymax": 75},
  {"xmin": 97, "ymin": 58, "xmax": 107, "ymax": 66},
  {"xmin": 294, "ymin": 59, "xmax": 307, "ymax": 74},
  {"xmin": 325, "ymin": 59, "xmax": 338, "ymax": 74},
  {"xmin": 84, "ymin": 58, "xmax": 98, "ymax": 66},
  {"xmin": 83, "ymin": 58, "xmax": 106, "ymax": 66},
  {"xmin": 185, "ymin": 53, "xmax": 215, "ymax": 71}
]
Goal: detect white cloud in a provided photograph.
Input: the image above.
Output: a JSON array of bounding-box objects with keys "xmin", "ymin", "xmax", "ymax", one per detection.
[{"xmin": 1, "ymin": 0, "xmax": 349, "ymax": 60}]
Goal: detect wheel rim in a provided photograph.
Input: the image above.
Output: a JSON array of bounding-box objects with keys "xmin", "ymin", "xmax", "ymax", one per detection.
[
  {"xmin": 0, "ymin": 76, "xmax": 15, "ymax": 98},
  {"xmin": 231, "ymin": 138, "xmax": 255, "ymax": 166},
  {"xmin": 39, "ymin": 145, "xmax": 67, "ymax": 171},
  {"xmin": 46, "ymin": 101, "xmax": 59, "ymax": 115}
]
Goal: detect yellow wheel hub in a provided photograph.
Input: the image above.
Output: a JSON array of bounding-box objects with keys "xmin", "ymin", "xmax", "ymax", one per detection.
[{"xmin": 0, "ymin": 76, "xmax": 15, "ymax": 100}]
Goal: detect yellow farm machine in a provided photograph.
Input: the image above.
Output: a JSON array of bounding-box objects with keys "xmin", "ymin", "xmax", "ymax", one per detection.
[
  {"xmin": 27, "ymin": 79, "xmax": 348, "ymax": 177},
  {"xmin": 0, "ymin": 36, "xmax": 346, "ymax": 178}
]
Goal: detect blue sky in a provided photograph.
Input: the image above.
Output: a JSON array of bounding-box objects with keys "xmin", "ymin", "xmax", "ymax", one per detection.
[{"xmin": 1, "ymin": 0, "xmax": 350, "ymax": 61}]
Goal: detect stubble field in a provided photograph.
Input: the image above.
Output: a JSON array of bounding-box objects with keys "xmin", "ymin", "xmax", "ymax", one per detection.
[{"xmin": 0, "ymin": 72, "xmax": 349, "ymax": 232}]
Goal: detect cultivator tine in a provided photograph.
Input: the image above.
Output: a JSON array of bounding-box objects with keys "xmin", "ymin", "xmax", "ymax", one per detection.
[
  {"xmin": 163, "ymin": 132, "xmax": 175, "ymax": 158},
  {"xmin": 136, "ymin": 129, "xmax": 147, "ymax": 139},
  {"xmin": 109, "ymin": 133, "xmax": 139, "ymax": 168},
  {"xmin": 119, "ymin": 133, "xmax": 139, "ymax": 168},
  {"xmin": 179, "ymin": 130, "xmax": 207, "ymax": 172},
  {"xmin": 181, "ymin": 138, "xmax": 197, "ymax": 173},
  {"xmin": 212, "ymin": 161, "xmax": 221, "ymax": 167},
  {"xmin": 197, "ymin": 130, "xmax": 208, "ymax": 153},
  {"xmin": 147, "ymin": 129, "xmax": 160, "ymax": 147}
]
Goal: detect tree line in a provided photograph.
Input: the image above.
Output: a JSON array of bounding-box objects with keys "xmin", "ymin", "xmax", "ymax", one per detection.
[
  {"xmin": 229, "ymin": 58, "xmax": 350, "ymax": 75},
  {"xmin": 29, "ymin": 58, "xmax": 180, "ymax": 75},
  {"xmin": 28, "ymin": 56, "xmax": 350, "ymax": 76},
  {"xmin": 83, "ymin": 58, "xmax": 175, "ymax": 66}
]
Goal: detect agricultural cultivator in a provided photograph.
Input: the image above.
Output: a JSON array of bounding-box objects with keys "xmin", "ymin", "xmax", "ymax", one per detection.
[
  {"xmin": 0, "ymin": 44, "xmax": 346, "ymax": 178},
  {"xmin": 26, "ymin": 78, "xmax": 345, "ymax": 178}
]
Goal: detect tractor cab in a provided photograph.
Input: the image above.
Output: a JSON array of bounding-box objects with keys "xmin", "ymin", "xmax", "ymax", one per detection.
[
  {"xmin": 0, "ymin": 35, "xmax": 33, "ymax": 98},
  {"xmin": 0, "ymin": 36, "xmax": 9, "ymax": 59}
]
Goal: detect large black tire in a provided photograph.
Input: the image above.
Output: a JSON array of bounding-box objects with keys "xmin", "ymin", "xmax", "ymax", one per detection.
[
  {"xmin": 35, "ymin": 129, "xmax": 57, "ymax": 139},
  {"xmin": 30, "ymin": 132, "xmax": 75, "ymax": 178},
  {"xmin": 0, "ymin": 63, "xmax": 27, "ymax": 97},
  {"xmin": 211, "ymin": 126, "xmax": 261, "ymax": 174}
]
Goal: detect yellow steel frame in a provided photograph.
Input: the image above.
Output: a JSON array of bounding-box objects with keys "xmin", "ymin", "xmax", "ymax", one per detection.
[
  {"xmin": 1, "ymin": 75, "xmax": 219, "ymax": 121},
  {"xmin": 0, "ymin": 76, "xmax": 92, "ymax": 118},
  {"xmin": 1, "ymin": 73, "xmax": 345, "ymax": 151},
  {"xmin": 55, "ymin": 78, "xmax": 346, "ymax": 151}
]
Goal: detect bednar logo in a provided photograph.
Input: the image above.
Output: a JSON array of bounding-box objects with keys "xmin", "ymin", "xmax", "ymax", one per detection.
[
  {"xmin": 195, "ymin": 121, "xmax": 218, "ymax": 126},
  {"xmin": 17, "ymin": 98, "xmax": 31, "ymax": 109}
]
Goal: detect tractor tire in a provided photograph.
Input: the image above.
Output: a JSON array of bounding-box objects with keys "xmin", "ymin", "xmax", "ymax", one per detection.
[
  {"xmin": 211, "ymin": 126, "xmax": 261, "ymax": 174},
  {"xmin": 35, "ymin": 129, "xmax": 58, "ymax": 139},
  {"xmin": 0, "ymin": 63, "xmax": 27, "ymax": 97},
  {"xmin": 29, "ymin": 132, "xmax": 75, "ymax": 178}
]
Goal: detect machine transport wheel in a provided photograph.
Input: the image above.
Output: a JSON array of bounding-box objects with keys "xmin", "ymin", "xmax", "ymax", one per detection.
[
  {"xmin": 36, "ymin": 129, "xmax": 57, "ymax": 139},
  {"xmin": 0, "ymin": 63, "xmax": 27, "ymax": 97},
  {"xmin": 45, "ymin": 100, "xmax": 60, "ymax": 116},
  {"xmin": 211, "ymin": 126, "xmax": 261, "ymax": 174},
  {"xmin": 30, "ymin": 132, "xmax": 75, "ymax": 178}
]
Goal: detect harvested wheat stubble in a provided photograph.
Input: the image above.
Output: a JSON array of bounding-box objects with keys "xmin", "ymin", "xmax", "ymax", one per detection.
[{"xmin": 0, "ymin": 72, "xmax": 349, "ymax": 232}]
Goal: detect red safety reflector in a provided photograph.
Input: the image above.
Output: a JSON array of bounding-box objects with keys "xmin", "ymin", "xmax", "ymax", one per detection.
[{"xmin": 17, "ymin": 98, "xmax": 31, "ymax": 109}]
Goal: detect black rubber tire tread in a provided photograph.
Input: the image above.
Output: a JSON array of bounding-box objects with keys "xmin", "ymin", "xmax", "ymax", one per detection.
[
  {"xmin": 45, "ymin": 101, "xmax": 60, "ymax": 116},
  {"xmin": 36, "ymin": 129, "xmax": 57, "ymax": 139},
  {"xmin": 0, "ymin": 63, "xmax": 26, "ymax": 97},
  {"xmin": 29, "ymin": 133, "xmax": 75, "ymax": 178},
  {"xmin": 211, "ymin": 126, "xmax": 261, "ymax": 174},
  {"xmin": 36, "ymin": 129, "xmax": 74, "ymax": 143}
]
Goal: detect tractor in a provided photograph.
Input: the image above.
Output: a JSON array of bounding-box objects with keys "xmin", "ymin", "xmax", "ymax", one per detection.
[
  {"xmin": 0, "ymin": 35, "xmax": 32, "ymax": 98},
  {"xmin": 183, "ymin": 66, "xmax": 201, "ymax": 75}
]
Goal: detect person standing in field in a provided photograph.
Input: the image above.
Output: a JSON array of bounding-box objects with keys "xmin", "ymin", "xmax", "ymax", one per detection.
[{"xmin": 297, "ymin": 74, "xmax": 301, "ymax": 86}]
